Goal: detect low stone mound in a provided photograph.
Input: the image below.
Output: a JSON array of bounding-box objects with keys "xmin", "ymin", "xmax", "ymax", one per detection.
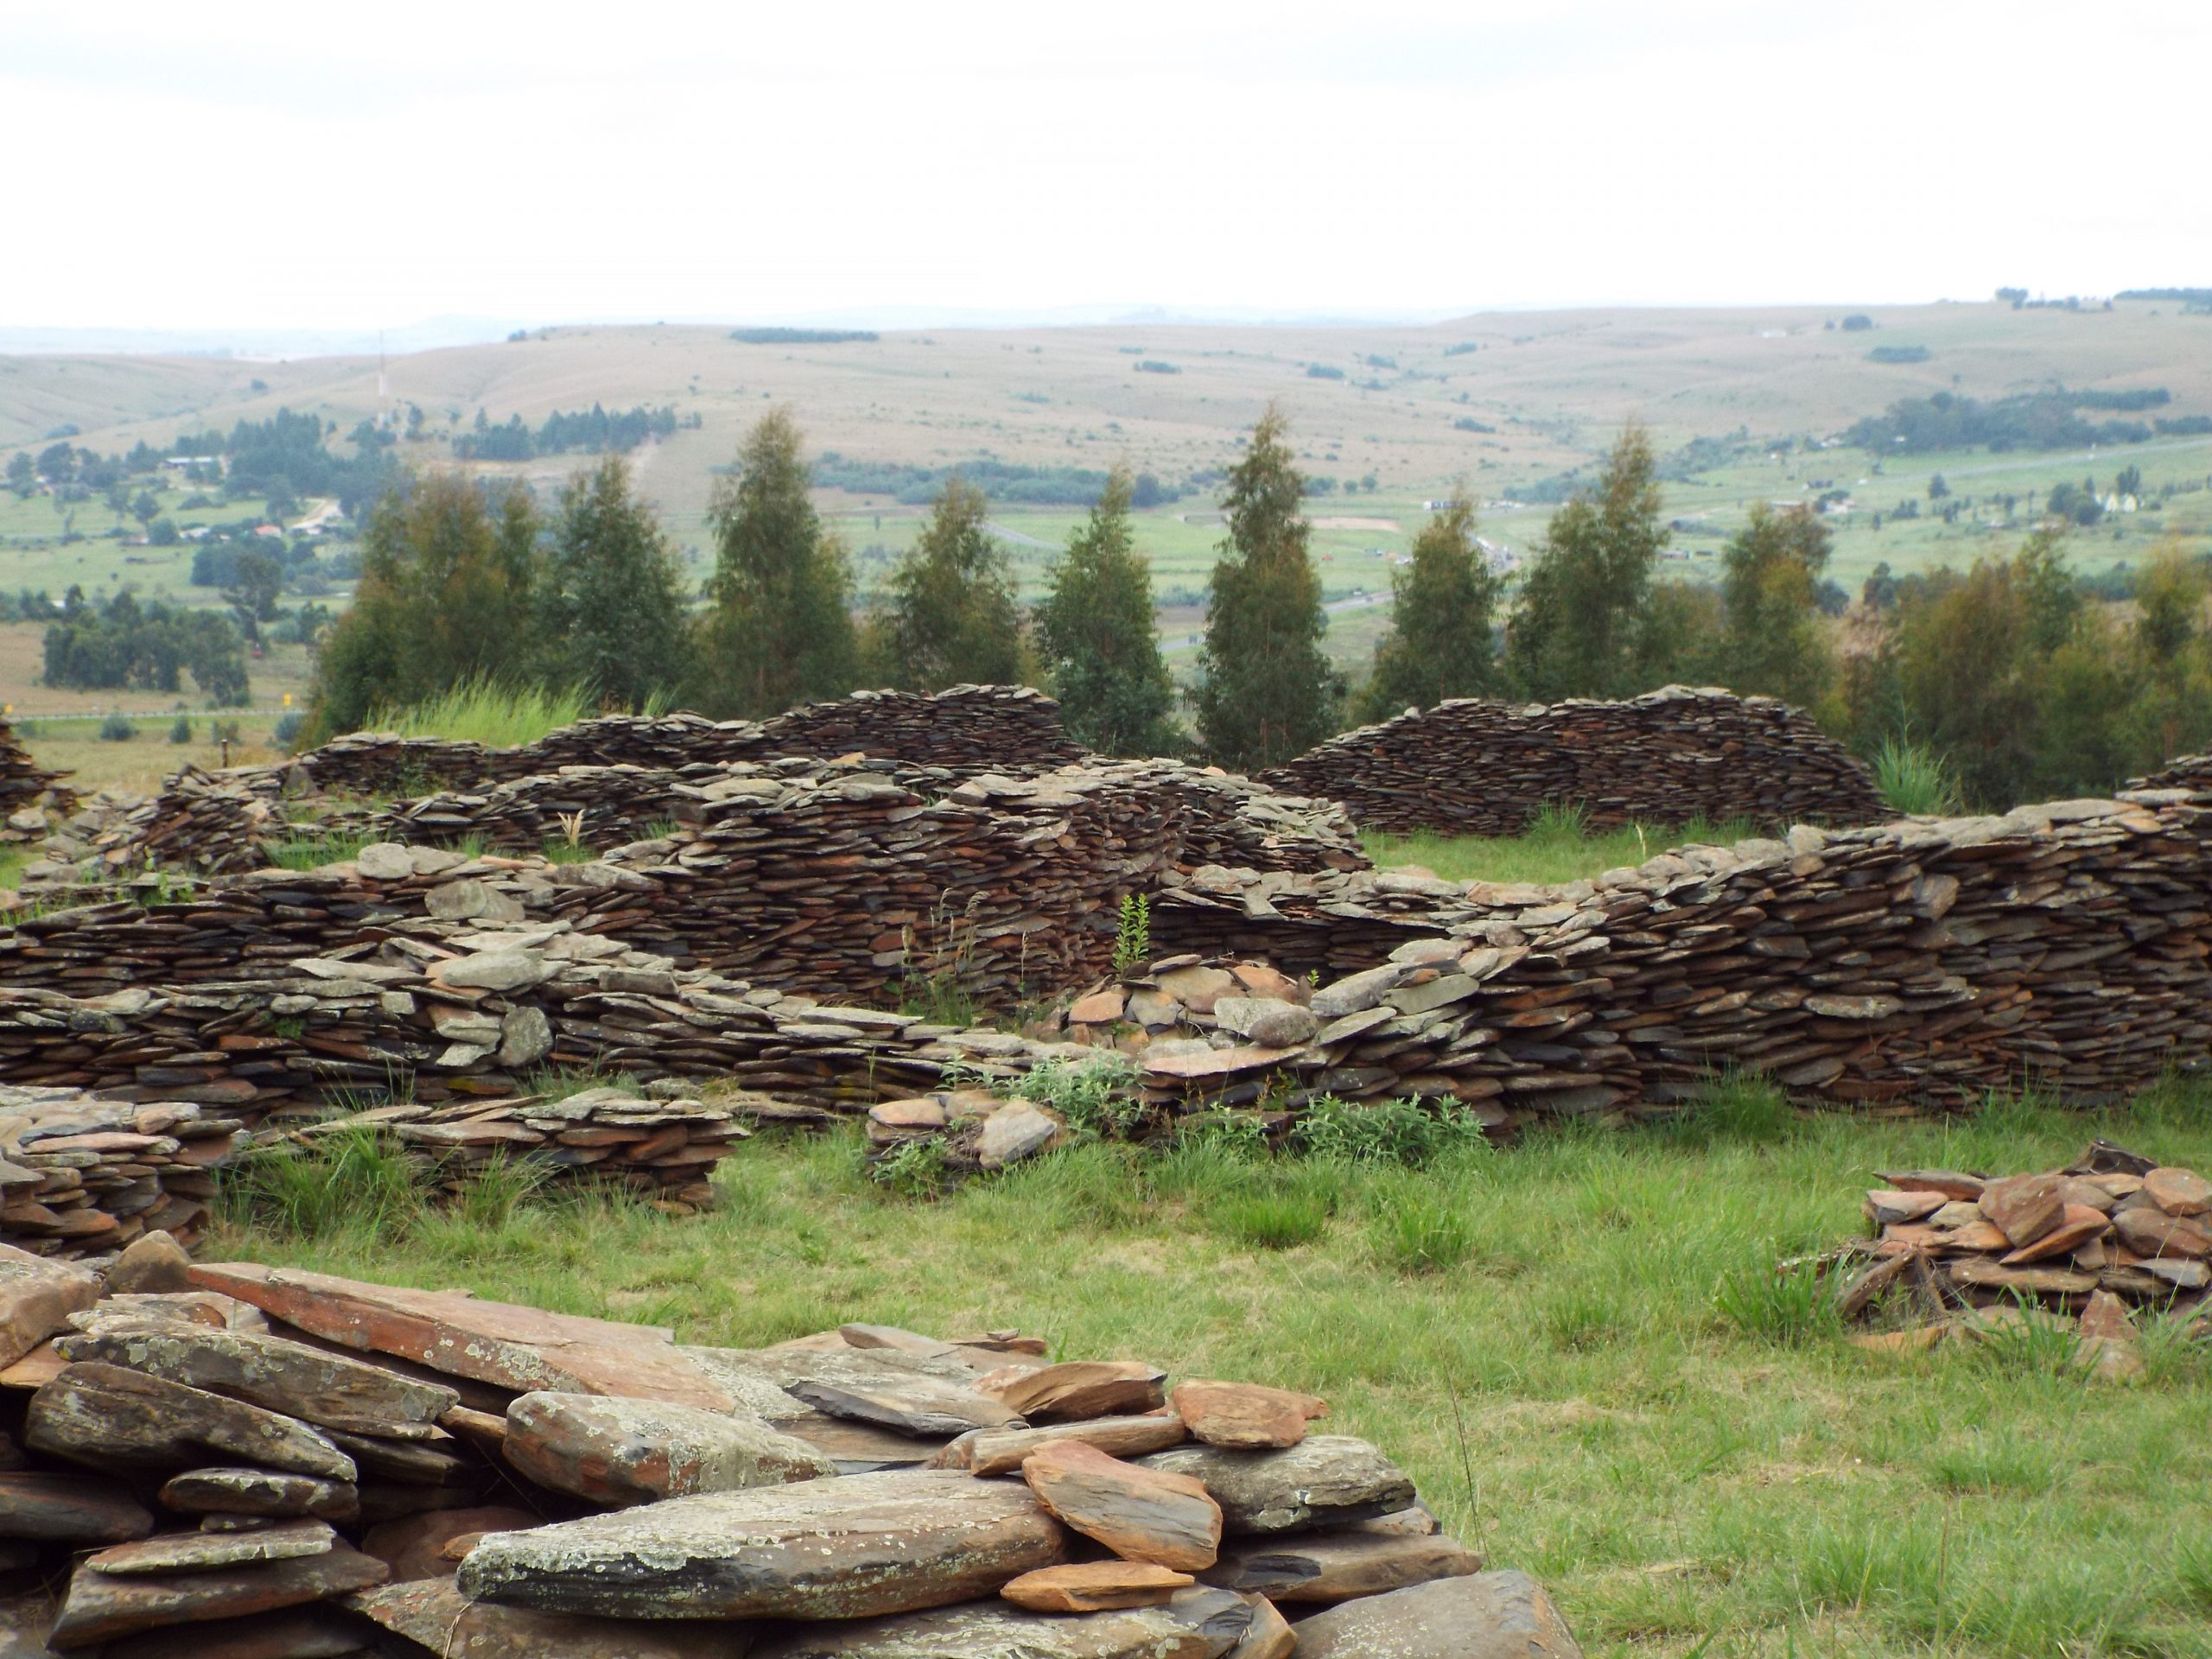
[
  {"xmin": 1260, "ymin": 684, "xmax": 1888, "ymax": 836},
  {"xmin": 0, "ymin": 1089, "xmax": 241, "ymax": 1259},
  {"xmin": 0, "ymin": 1262, "xmax": 1582, "ymax": 1657},
  {"xmin": 0, "ymin": 721, "xmax": 73, "ymax": 844},
  {"xmin": 289, "ymin": 683, "xmax": 1085, "ymax": 798}
]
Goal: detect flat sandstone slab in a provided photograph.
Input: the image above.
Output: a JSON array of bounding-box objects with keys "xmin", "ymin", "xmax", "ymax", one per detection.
[
  {"xmin": 349, "ymin": 1578, "xmax": 754, "ymax": 1659},
  {"xmin": 747, "ymin": 1586, "xmax": 1256, "ymax": 1659},
  {"xmin": 1139, "ymin": 1436, "xmax": 1415, "ymax": 1535},
  {"xmin": 1287, "ymin": 1569, "xmax": 1585, "ymax": 1659},
  {"xmin": 457, "ymin": 1469, "xmax": 1067, "ymax": 1621}
]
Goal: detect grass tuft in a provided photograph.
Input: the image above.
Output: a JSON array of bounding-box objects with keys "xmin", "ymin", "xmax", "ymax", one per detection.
[
  {"xmin": 366, "ymin": 677, "xmax": 594, "ymax": 750},
  {"xmin": 1872, "ymin": 734, "xmax": 1962, "ymax": 817}
]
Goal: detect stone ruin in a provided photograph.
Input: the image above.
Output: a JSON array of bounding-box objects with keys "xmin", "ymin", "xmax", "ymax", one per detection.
[{"xmin": 1260, "ymin": 684, "xmax": 1889, "ymax": 836}]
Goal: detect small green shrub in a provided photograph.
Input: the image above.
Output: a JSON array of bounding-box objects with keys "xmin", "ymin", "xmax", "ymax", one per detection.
[
  {"xmin": 1173, "ymin": 1109, "xmax": 1270, "ymax": 1159},
  {"xmin": 99, "ymin": 713, "xmax": 137, "ymax": 742},
  {"xmin": 271, "ymin": 710, "xmax": 306, "ymax": 751},
  {"xmin": 168, "ymin": 715, "xmax": 193, "ymax": 745},
  {"xmin": 897, "ymin": 970, "xmax": 979, "ymax": 1029},
  {"xmin": 1872, "ymin": 735, "xmax": 1960, "ymax": 817},
  {"xmin": 1711, "ymin": 1255, "xmax": 1840, "ymax": 1345},
  {"xmin": 868, "ymin": 1136, "xmax": 952, "ymax": 1198},
  {"xmin": 1294, "ymin": 1095, "xmax": 1490, "ymax": 1167},
  {"xmin": 1524, "ymin": 799, "xmax": 1591, "ymax": 841},
  {"xmin": 1112, "ymin": 893, "xmax": 1152, "ymax": 977},
  {"xmin": 1018, "ymin": 1055, "xmax": 1143, "ymax": 1139}
]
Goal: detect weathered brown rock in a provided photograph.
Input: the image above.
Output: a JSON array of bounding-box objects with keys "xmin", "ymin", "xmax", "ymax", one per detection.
[
  {"xmin": 1978, "ymin": 1173, "xmax": 2064, "ymax": 1248},
  {"xmin": 27, "ymin": 1363, "xmax": 355, "ymax": 1481},
  {"xmin": 2144, "ymin": 1166, "xmax": 2211, "ymax": 1216},
  {"xmin": 0, "ymin": 1471, "xmax": 154, "ymax": 1542},
  {"xmin": 349, "ymin": 1577, "xmax": 752, "ymax": 1659},
  {"xmin": 784, "ymin": 1371, "xmax": 1023, "ymax": 1440},
  {"xmin": 187, "ymin": 1264, "xmax": 734, "ymax": 1410},
  {"xmin": 54, "ymin": 1323, "xmax": 457, "ymax": 1433},
  {"xmin": 158, "ymin": 1469, "xmax": 358, "ymax": 1522},
  {"xmin": 1170, "ymin": 1380, "xmax": 1327, "ymax": 1449},
  {"xmin": 47, "ymin": 1538, "xmax": 387, "ymax": 1649},
  {"xmin": 747, "ymin": 1586, "xmax": 1258, "ymax": 1659},
  {"xmin": 1289, "ymin": 1569, "xmax": 1585, "ymax": 1659},
  {"xmin": 1021, "ymin": 1440, "xmax": 1222, "ymax": 1571},
  {"xmin": 934, "ymin": 1413, "xmax": 1188, "ymax": 1475},
  {"xmin": 2112, "ymin": 1207, "xmax": 2212, "ymax": 1258},
  {"xmin": 1224, "ymin": 1593, "xmax": 1296, "ymax": 1659},
  {"xmin": 457, "ymin": 1469, "xmax": 1067, "ymax": 1621},
  {"xmin": 95, "ymin": 1605, "xmax": 369, "ymax": 1659},
  {"xmin": 1201, "ymin": 1530, "xmax": 1485, "ymax": 1603},
  {"xmin": 1140, "ymin": 1437, "xmax": 1415, "ymax": 1535},
  {"xmin": 105, "ymin": 1232, "xmax": 194, "ymax": 1296},
  {"xmin": 361, "ymin": 1505, "xmax": 542, "ymax": 1583},
  {"xmin": 503, "ymin": 1391, "xmax": 834, "ymax": 1505},
  {"xmin": 84, "ymin": 1520, "xmax": 335, "ymax": 1577},
  {"xmin": 1001, "ymin": 1561, "xmax": 1194, "ymax": 1611},
  {"xmin": 986, "ymin": 1361, "xmax": 1167, "ymax": 1422},
  {"xmin": 1999, "ymin": 1203, "xmax": 2110, "ymax": 1265},
  {"xmin": 0, "ymin": 1247, "xmax": 99, "ymax": 1370}
]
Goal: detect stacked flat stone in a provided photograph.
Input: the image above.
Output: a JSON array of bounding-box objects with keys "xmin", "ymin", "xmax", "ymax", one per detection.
[
  {"xmin": 283, "ymin": 684, "xmax": 1085, "ymax": 798},
  {"xmin": 0, "ymin": 1260, "xmax": 1578, "ymax": 1657},
  {"xmin": 0, "ymin": 721, "xmax": 73, "ymax": 842},
  {"xmin": 285, "ymin": 1087, "xmax": 749, "ymax": 1215},
  {"xmin": 7, "ymin": 786, "xmax": 2212, "ymax": 1141},
  {"xmin": 0, "ymin": 1088, "xmax": 242, "ymax": 1258},
  {"xmin": 1260, "ymin": 684, "xmax": 1888, "ymax": 835},
  {"xmin": 1831, "ymin": 1145, "xmax": 2210, "ymax": 1376},
  {"xmin": 3, "ymin": 763, "xmax": 1362, "ymax": 1010}
]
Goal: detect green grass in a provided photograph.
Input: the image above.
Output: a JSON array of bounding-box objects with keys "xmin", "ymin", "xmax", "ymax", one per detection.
[
  {"xmin": 217, "ymin": 1078, "xmax": 2212, "ymax": 1659},
  {"xmin": 1363, "ymin": 809, "xmax": 1763, "ymax": 887},
  {"xmin": 366, "ymin": 677, "xmax": 594, "ymax": 749},
  {"xmin": 1872, "ymin": 735, "xmax": 1964, "ymax": 817}
]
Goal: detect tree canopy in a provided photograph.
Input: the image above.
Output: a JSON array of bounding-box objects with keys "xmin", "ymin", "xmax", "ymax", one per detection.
[{"xmin": 1033, "ymin": 466, "xmax": 1179, "ymax": 755}]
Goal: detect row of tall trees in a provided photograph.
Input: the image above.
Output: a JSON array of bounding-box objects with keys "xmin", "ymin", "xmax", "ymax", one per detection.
[{"xmin": 305, "ymin": 404, "xmax": 2212, "ymax": 810}]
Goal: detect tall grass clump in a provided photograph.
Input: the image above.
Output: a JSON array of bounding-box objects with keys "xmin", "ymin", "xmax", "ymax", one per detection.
[
  {"xmin": 219, "ymin": 1127, "xmax": 426, "ymax": 1243},
  {"xmin": 368, "ymin": 677, "xmax": 593, "ymax": 749},
  {"xmin": 1712, "ymin": 1252, "xmax": 1840, "ymax": 1345},
  {"xmin": 1872, "ymin": 734, "xmax": 1961, "ymax": 817}
]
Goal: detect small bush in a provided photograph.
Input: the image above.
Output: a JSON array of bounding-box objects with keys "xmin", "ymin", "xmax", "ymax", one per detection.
[
  {"xmin": 271, "ymin": 710, "xmax": 305, "ymax": 751},
  {"xmin": 1016, "ymin": 1055, "xmax": 1143, "ymax": 1140},
  {"xmin": 1872, "ymin": 735, "xmax": 1960, "ymax": 817},
  {"xmin": 868, "ymin": 1137, "xmax": 951, "ymax": 1199},
  {"xmin": 1524, "ymin": 800, "xmax": 1591, "ymax": 841},
  {"xmin": 1111, "ymin": 893, "xmax": 1151, "ymax": 977},
  {"xmin": 99, "ymin": 713, "xmax": 137, "ymax": 742},
  {"xmin": 1294, "ymin": 1095, "xmax": 1490, "ymax": 1167},
  {"xmin": 168, "ymin": 715, "xmax": 193, "ymax": 745}
]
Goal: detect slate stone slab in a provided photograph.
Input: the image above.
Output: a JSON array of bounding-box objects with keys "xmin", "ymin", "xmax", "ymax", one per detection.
[
  {"xmin": 747, "ymin": 1586, "xmax": 1256, "ymax": 1659},
  {"xmin": 503, "ymin": 1391, "xmax": 834, "ymax": 1506},
  {"xmin": 933, "ymin": 1412, "xmax": 1188, "ymax": 1475},
  {"xmin": 0, "ymin": 1471, "xmax": 154, "ymax": 1543},
  {"xmin": 1288, "ymin": 1569, "xmax": 1585, "ymax": 1659},
  {"xmin": 1138, "ymin": 1437, "xmax": 1415, "ymax": 1535},
  {"xmin": 85, "ymin": 1520, "xmax": 336, "ymax": 1578},
  {"xmin": 27, "ymin": 1363, "xmax": 355, "ymax": 1483},
  {"xmin": 1201, "ymin": 1529, "xmax": 1484, "ymax": 1603},
  {"xmin": 48, "ymin": 1539, "xmax": 389, "ymax": 1649},
  {"xmin": 158, "ymin": 1469, "xmax": 358, "ymax": 1522},
  {"xmin": 348, "ymin": 1578, "xmax": 754, "ymax": 1659},
  {"xmin": 54, "ymin": 1323, "xmax": 457, "ymax": 1433},
  {"xmin": 458, "ymin": 1469, "xmax": 1066, "ymax": 1621},
  {"xmin": 188, "ymin": 1264, "xmax": 733, "ymax": 1411}
]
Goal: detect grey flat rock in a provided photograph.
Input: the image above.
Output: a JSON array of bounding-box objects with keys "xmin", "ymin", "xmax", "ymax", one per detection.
[
  {"xmin": 1288, "ymin": 1570, "xmax": 1585, "ymax": 1658},
  {"xmin": 1138, "ymin": 1436, "xmax": 1415, "ymax": 1535},
  {"xmin": 748, "ymin": 1586, "xmax": 1256, "ymax": 1658}
]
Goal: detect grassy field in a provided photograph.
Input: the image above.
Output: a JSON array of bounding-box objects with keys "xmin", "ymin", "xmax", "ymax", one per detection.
[
  {"xmin": 218, "ymin": 1080, "xmax": 2212, "ymax": 1659},
  {"xmin": 1363, "ymin": 810, "xmax": 1766, "ymax": 887}
]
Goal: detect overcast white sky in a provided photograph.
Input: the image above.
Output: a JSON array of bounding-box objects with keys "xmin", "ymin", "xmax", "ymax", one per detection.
[{"xmin": 7, "ymin": 0, "xmax": 2207, "ymax": 331}]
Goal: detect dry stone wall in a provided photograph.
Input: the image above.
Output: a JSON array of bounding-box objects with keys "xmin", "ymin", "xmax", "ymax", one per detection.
[
  {"xmin": 0, "ymin": 722, "xmax": 73, "ymax": 840},
  {"xmin": 1260, "ymin": 685, "xmax": 1889, "ymax": 836},
  {"xmin": 286, "ymin": 684, "xmax": 1084, "ymax": 798},
  {"xmin": 5, "ymin": 781, "xmax": 2212, "ymax": 1146},
  {"xmin": 4, "ymin": 761, "xmax": 1364, "ymax": 1007}
]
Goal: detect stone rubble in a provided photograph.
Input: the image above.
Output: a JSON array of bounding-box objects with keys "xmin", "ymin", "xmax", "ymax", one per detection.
[
  {"xmin": 1259, "ymin": 684, "xmax": 1887, "ymax": 836},
  {"xmin": 1834, "ymin": 1141, "xmax": 2210, "ymax": 1364},
  {"xmin": 0, "ymin": 1261, "xmax": 1574, "ymax": 1656}
]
